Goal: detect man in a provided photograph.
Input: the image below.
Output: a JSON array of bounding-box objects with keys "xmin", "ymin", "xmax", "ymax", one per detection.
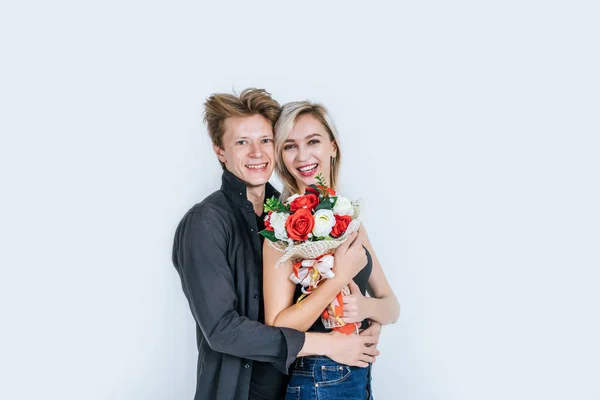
[{"xmin": 172, "ymin": 88, "xmax": 380, "ymax": 400}]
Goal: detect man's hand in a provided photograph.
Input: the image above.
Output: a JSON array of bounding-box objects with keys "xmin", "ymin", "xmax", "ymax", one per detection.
[
  {"xmin": 334, "ymin": 231, "xmax": 368, "ymax": 281},
  {"xmin": 341, "ymin": 280, "xmax": 371, "ymax": 323},
  {"xmin": 326, "ymin": 331, "xmax": 379, "ymax": 368},
  {"xmin": 359, "ymin": 320, "xmax": 382, "ymax": 346}
]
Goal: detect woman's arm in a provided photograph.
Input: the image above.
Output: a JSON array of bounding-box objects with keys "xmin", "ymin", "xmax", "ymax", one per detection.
[
  {"xmin": 263, "ymin": 231, "xmax": 368, "ymax": 332},
  {"xmin": 342, "ymin": 226, "xmax": 400, "ymax": 325}
]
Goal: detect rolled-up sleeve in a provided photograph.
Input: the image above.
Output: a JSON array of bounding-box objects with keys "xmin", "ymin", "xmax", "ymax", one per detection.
[{"xmin": 173, "ymin": 210, "xmax": 304, "ymax": 373}]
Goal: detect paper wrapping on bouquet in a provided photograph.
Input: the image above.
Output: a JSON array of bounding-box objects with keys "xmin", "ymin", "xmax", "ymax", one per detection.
[
  {"xmin": 270, "ymin": 219, "xmax": 362, "ymax": 334},
  {"xmin": 268, "ymin": 219, "xmax": 362, "ymax": 268}
]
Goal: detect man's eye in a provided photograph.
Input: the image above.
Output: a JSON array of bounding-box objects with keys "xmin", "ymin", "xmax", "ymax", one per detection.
[
  {"xmin": 262, "ymin": 138, "xmax": 273, "ymax": 144},
  {"xmin": 236, "ymin": 140, "xmax": 247, "ymax": 145}
]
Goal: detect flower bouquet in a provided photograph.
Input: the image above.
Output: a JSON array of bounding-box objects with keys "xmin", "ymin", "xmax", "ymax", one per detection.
[{"xmin": 260, "ymin": 174, "xmax": 362, "ymax": 334}]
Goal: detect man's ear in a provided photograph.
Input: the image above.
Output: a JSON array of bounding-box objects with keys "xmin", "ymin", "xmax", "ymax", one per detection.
[{"xmin": 213, "ymin": 144, "xmax": 226, "ymax": 164}]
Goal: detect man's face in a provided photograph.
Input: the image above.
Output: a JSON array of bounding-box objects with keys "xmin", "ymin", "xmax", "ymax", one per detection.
[{"xmin": 214, "ymin": 114, "xmax": 275, "ymax": 188}]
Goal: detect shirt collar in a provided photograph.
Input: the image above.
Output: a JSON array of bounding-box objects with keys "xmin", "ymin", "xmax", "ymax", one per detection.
[{"xmin": 220, "ymin": 169, "xmax": 279, "ymax": 208}]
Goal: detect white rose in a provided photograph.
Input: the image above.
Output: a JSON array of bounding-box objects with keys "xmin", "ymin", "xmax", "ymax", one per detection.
[
  {"xmin": 269, "ymin": 212, "xmax": 289, "ymax": 241},
  {"xmin": 332, "ymin": 195, "xmax": 354, "ymax": 217},
  {"xmin": 312, "ymin": 209, "xmax": 336, "ymax": 237},
  {"xmin": 286, "ymin": 194, "xmax": 300, "ymax": 204}
]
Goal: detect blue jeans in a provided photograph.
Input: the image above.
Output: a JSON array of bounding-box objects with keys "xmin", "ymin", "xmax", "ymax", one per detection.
[{"xmin": 285, "ymin": 356, "xmax": 373, "ymax": 400}]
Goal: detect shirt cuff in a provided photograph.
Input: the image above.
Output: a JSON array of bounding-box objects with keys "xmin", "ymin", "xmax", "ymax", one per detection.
[{"xmin": 277, "ymin": 328, "xmax": 306, "ymax": 374}]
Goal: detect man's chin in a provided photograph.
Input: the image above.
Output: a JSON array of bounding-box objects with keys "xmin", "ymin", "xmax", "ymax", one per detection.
[{"xmin": 243, "ymin": 173, "xmax": 271, "ymax": 188}]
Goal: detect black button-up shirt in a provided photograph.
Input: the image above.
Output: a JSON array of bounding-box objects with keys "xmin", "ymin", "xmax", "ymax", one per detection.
[{"xmin": 172, "ymin": 170, "xmax": 305, "ymax": 400}]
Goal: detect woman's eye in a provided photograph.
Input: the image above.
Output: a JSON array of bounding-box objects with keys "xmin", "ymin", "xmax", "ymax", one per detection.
[
  {"xmin": 283, "ymin": 144, "xmax": 296, "ymax": 150},
  {"xmin": 308, "ymin": 139, "xmax": 320, "ymax": 145}
]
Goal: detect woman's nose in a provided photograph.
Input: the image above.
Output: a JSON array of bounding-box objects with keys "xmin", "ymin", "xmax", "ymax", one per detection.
[{"xmin": 296, "ymin": 146, "xmax": 309, "ymax": 162}]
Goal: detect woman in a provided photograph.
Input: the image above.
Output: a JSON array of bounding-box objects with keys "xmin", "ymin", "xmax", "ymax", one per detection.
[{"xmin": 263, "ymin": 101, "xmax": 400, "ymax": 399}]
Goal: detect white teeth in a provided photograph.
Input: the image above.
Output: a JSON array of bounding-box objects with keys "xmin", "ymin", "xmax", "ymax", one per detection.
[
  {"xmin": 247, "ymin": 163, "xmax": 267, "ymax": 170},
  {"xmin": 298, "ymin": 164, "xmax": 317, "ymax": 172}
]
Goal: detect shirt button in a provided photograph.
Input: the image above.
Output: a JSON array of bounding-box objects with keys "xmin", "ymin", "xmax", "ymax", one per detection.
[
  {"xmin": 244, "ymin": 363, "xmax": 250, "ymax": 369},
  {"xmin": 253, "ymin": 293, "xmax": 259, "ymax": 299},
  {"xmin": 250, "ymin": 228, "xmax": 254, "ymax": 232}
]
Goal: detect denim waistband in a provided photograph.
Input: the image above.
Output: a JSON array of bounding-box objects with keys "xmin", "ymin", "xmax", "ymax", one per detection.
[
  {"xmin": 297, "ymin": 356, "xmax": 332, "ymax": 361},
  {"xmin": 294, "ymin": 356, "xmax": 372, "ymax": 370}
]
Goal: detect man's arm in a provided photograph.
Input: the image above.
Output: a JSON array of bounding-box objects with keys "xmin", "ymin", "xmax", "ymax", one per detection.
[
  {"xmin": 173, "ymin": 211, "xmax": 304, "ymax": 374},
  {"xmin": 300, "ymin": 329, "xmax": 380, "ymax": 368}
]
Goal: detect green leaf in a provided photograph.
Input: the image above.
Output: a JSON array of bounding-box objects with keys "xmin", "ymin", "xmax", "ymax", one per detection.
[
  {"xmin": 259, "ymin": 229, "xmax": 278, "ymax": 242},
  {"xmin": 330, "ymin": 196, "xmax": 338, "ymax": 208},
  {"xmin": 264, "ymin": 196, "xmax": 288, "ymax": 213},
  {"xmin": 315, "ymin": 200, "xmax": 333, "ymax": 211},
  {"xmin": 315, "ymin": 173, "xmax": 328, "ymax": 188},
  {"xmin": 314, "ymin": 235, "xmax": 334, "ymax": 241}
]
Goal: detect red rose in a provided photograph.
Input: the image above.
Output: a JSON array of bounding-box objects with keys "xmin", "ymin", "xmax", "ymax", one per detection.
[
  {"xmin": 305, "ymin": 186, "xmax": 318, "ymax": 196},
  {"xmin": 285, "ymin": 208, "xmax": 315, "ymax": 241},
  {"xmin": 264, "ymin": 211, "xmax": 274, "ymax": 231},
  {"xmin": 289, "ymin": 194, "xmax": 319, "ymax": 212},
  {"xmin": 331, "ymin": 215, "xmax": 352, "ymax": 238},
  {"xmin": 324, "ymin": 186, "xmax": 336, "ymax": 196},
  {"xmin": 306, "ymin": 185, "xmax": 336, "ymax": 197}
]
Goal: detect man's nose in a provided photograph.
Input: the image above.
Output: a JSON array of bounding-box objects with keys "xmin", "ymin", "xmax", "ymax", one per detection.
[{"xmin": 249, "ymin": 142, "xmax": 263, "ymax": 157}]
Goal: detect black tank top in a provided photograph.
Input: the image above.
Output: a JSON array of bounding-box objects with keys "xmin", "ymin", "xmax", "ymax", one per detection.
[{"xmin": 292, "ymin": 247, "xmax": 373, "ymax": 332}]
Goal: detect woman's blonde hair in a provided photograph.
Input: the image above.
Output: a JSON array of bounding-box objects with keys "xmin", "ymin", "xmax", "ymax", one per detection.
[{"xmin": 274, "ymin": 101, "xmax": 341, "ymax": 200}]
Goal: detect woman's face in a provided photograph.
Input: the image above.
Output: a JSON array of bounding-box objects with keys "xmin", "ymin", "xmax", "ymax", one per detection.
[{"xmin": 281, "ymin": 113, "xmax": 337, "ymax": 193}]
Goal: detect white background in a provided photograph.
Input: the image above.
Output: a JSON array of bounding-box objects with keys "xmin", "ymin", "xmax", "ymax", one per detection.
[{"xmin": 1, "ymin": 1, "xmax": 599, "ymax": 399}]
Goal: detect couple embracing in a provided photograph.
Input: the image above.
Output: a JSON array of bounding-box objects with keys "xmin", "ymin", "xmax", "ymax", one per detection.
[{"xmin": 172, "ymin": 88, "xmax": 400, "ymax": 400}]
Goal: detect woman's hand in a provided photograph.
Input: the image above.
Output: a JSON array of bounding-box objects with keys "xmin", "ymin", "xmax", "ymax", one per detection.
[
  {"xmin": 333, "ymin": 231, "xmax": 367, "ymax": 282},
  {"xmin": 341, "ymin": 280, "xmax": 372, "ymax": 323}
]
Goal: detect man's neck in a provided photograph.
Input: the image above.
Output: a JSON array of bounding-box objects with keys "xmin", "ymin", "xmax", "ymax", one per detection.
[{"xmin": 246, "ymin": 185, "xmax": 266, "ymax": 216}]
